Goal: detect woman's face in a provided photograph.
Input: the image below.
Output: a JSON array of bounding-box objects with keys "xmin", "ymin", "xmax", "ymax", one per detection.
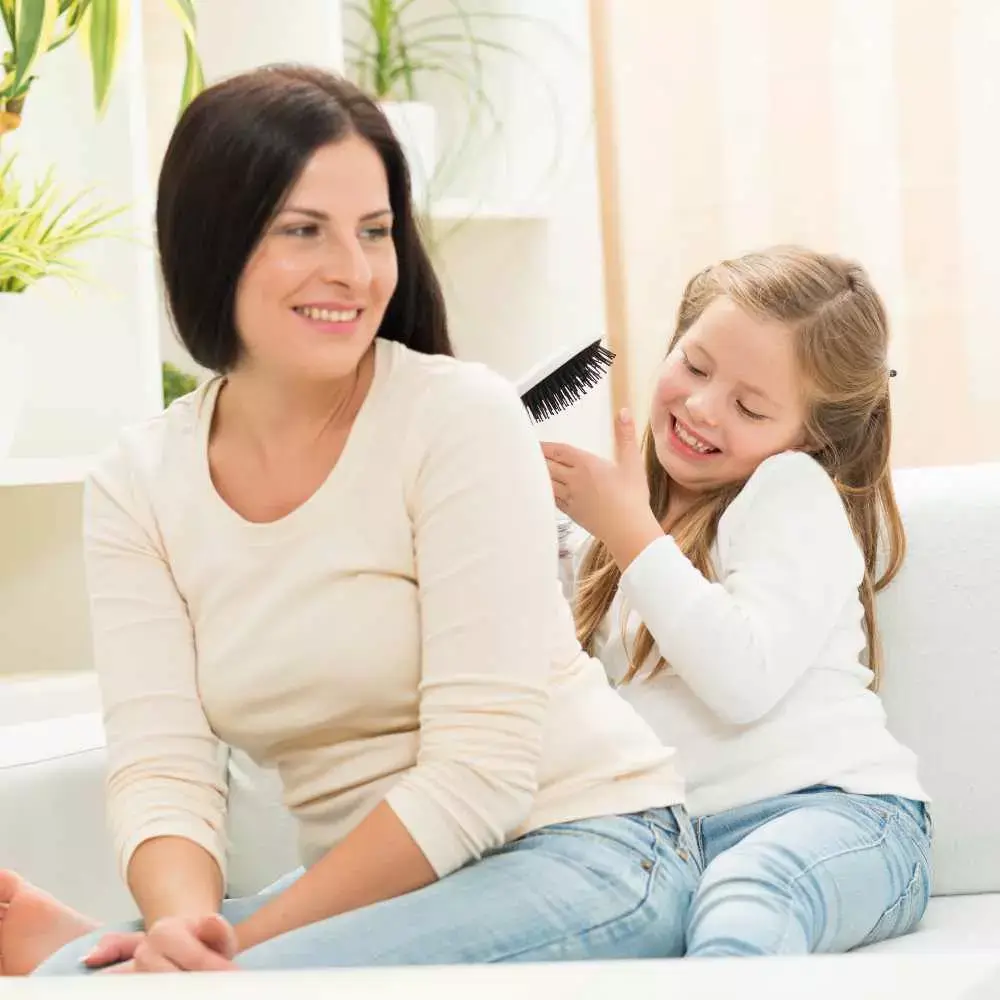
[{"xmin": 233, "ymin": 134, "xmax": 398, "ymax": 383}]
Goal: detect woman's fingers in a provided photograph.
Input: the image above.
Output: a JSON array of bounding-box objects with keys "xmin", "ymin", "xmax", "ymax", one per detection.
[{"xmin": 82, "ymin": 931, "xmax": 145, "ymax": 969}]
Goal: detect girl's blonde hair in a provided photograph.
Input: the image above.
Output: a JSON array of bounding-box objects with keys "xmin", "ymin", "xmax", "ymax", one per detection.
[{"xmin": 575, "ymin": 245, "xmax": 905, "ymax": 688}]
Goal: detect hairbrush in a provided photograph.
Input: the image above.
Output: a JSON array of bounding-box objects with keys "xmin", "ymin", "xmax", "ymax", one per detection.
[{"xmin": 516, "ymin": 340, "xmax": 616, "ymax": 423}]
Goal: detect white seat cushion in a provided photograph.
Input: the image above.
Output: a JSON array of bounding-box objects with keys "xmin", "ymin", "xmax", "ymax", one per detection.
[
  {"xmin": 0, "ymin": 739, "xmax": 136, "ymax": 923},
  {"xmin": 861, "ymin": 895, "xmax": 1000, "ymax": 954},
  {"xmin": 877, "ymin": 463, "xmax": 1000, "ymax": 896}
]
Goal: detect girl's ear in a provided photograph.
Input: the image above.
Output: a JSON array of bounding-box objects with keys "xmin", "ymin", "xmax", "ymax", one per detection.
[{"xmin": 796, "ymin": 426, "xmax": 821, "ymax": 455}]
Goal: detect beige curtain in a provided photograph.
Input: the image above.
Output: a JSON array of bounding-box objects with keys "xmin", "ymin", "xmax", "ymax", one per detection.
[{"xmin": 593, "ymin": 0, "xmax": 1000, "ymax": 468}]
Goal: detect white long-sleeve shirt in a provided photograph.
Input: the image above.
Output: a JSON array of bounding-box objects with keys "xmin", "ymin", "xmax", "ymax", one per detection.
[
  {"xmin": 84, "ymin": 338, "xmax": 682, "ymax": 883},
  {"xmin": 561, "ymin": 450, "xmax": 926, "ymax": 817}
]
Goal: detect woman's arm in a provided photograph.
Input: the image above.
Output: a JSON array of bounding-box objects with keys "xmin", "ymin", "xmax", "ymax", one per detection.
[
  {"xmin": 127, "ymin": 838, "xmax": 224, "ymax": 926},
  {"xmin": 84, "ymin": 448, "xmax": 228, "ymax": 926},
  {"xmin": 232, "ymin": 364, "xmax": 556, "ymax": 951}
]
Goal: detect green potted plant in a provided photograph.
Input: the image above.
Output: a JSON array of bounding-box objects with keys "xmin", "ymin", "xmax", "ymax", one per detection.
[
  {"xmin": 1, "ymin": 0, "xmax": 203, "ymax": 136},
  {"xmin": 0, "ymin": 0, "xmax": 204, "ymax": 457},
  {"xmin": 0, "ymin": 153, "xmax": 124, "ymax": 454},
  {"xmin": 161, "ymin": 360, "xmax": 199, "ymax": 407},
  {"xmin": 344, "ymin": 0, "xmax": 537, "ymax": 206}
]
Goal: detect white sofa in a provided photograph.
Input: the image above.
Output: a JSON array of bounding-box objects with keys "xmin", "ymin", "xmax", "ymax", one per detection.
[{"xmin": 1, "ymin": 462, "xmax": 999, "ymax": 957}]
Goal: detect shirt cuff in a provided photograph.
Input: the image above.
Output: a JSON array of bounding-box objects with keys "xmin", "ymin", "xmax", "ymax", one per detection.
[
  {"xmin": 384, "ymin": 784, "xmax": 475, "ymax": 878},
  {"xmin": 117, "ymin": 820, "xmax": 228, "ymax": 886}
]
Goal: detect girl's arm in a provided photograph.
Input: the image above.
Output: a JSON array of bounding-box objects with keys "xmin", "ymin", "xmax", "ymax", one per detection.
[
  {"xmin": 618, "ymin": 451, "xmax": 865, "ymax": 724},
  {"xmin": 233, "ymin": 365, "xmax": 556, "ymax": 951}
]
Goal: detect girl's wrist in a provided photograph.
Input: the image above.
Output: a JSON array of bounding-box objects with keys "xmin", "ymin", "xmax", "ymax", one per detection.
[{"xmin": 606, "ymin": 511, "xmax": 663, "ymax": 572}]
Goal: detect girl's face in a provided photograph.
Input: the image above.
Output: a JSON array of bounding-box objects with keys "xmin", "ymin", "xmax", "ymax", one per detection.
[{"xmin": 649, "ymin": 296, "xmax": 810, "ymax": 499}]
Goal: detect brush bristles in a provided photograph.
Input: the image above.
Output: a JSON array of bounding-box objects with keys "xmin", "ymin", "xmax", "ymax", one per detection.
[{"xmin": 521, "ymin": 343, "xmax": 616, "ymax": 422}]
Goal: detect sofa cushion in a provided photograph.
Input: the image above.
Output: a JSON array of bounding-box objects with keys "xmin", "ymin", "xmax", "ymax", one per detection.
[
  {"xmin": 877, "ymin": 463, "xmax": 1000, "ymax": 896},
  {"xmin": 224, "ymin": 749, "xmax": 301, "ymax": 897},
  {"xmin": 861, "ymin": 895, "xmax": 1000, "ymax": 954},
  {"xmin": 0, "ymin": 732, "xmax": 136, "ymax": 923}
]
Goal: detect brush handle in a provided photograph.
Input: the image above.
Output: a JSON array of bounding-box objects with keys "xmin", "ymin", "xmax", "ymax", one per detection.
[
  {"xmin": 588, "ymin": 0, "xmax": 631, "ymax": 419},
  {"xmin": 513, "ymin": 344, "xmax": 581, "ymax": 396}
]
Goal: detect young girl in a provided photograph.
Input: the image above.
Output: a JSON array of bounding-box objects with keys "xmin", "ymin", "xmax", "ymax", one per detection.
[{"xmin": 543, "ymin": 245, "xmax": 932, "ymax": 956}]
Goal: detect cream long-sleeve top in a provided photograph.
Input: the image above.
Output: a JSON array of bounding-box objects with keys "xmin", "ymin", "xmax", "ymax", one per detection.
[
  {"xmin": 84, "ymin": 338, "xmax": 682, "ymax": 883},
  {"xmin": 560, "ymin": 450, "xmax": 927, "ymax": 818}
]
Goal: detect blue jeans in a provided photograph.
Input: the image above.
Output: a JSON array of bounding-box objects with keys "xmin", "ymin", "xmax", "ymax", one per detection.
[
  {"xmin": 686, "ymin": 787, "xmax": 933, "ymax": 956},
  {"xmin": 36, "ymin": 807, "xmax": 701, "ymax": 973}
]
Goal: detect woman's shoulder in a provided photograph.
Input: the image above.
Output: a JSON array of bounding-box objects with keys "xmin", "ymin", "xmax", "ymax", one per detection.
[
  {"xmin": 382, "ymin": 340, "xmax": 527, "ymax": 433},
  {"xmin": 87, "ymin": 378, "xmax": 216, "ymax": 499}
]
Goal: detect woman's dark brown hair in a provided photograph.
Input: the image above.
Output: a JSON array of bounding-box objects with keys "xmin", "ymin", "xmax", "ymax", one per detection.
[{"xmin": 156, "ymin": 63, "xmax": 451, "ymax": 372}]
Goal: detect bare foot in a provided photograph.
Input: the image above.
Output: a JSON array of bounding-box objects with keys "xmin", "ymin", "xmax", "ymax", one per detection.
[{"xmin": 0, "ymin": 870, "xmax": 99, "ymax": 976}]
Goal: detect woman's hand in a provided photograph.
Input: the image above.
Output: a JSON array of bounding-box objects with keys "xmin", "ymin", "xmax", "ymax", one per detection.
[
  {"xmin": 82, "ymin": 930, "xmax": 145, "ymax": 970},
  {"xmin": 542, "ymin": 410, "xmax": 663, "ymax": 570},
  {"xmin": 102, "ymin": 914, "xmax": 238, "ymax": 973}
]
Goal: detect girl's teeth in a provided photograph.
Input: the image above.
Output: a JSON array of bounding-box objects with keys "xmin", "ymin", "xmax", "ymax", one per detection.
[
  {"xmin": 676, "ymin": 420, "xmax": 715, "ymax": 453},
  {"xmin": 296, "ymin": 307, "xmax": 360, "ymax": 322}
]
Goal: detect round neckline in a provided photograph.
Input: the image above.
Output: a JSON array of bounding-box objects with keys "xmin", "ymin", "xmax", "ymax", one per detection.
[{"xmin": 197, "ymin": 339, "xmax": 390, "ymax": 536}]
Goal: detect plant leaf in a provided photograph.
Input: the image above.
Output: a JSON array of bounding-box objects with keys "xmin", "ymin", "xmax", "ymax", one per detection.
[
  {"xmin": 0, "ymin": 151, "xmax": 124, "ymax": 293},
  {"xmin": 160, "ymin": 0, "xmax": 196, "ymax": 41},
  {"xmin": 177, "ymin": 30, "xmax": 202, "ymax": 111},
  {"xmin": 1, "ymin": 0, "xmax": 16, "ymax": 44},
  {"xmin": 48, "ymin": 0, "xmax": 92, "ymax": 51},
  {"xmin": 86, "ymin": 0, "xmax": 124, "ymax": 116},
  {"xmin": 12, "ymin": 0, "xmax": 58, "ymax": 94}
]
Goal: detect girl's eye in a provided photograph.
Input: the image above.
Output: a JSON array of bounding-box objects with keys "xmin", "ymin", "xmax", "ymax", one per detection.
[
  {"xmin": 682, "ymin": 353, "xmax": 707, "ymax": 377},
  {"xmin": 283, "ymin": 224, "xmax": 319, "ymax": 238},
  {"xmin": 737, "ymin": 401, "xmax": 767, "ymax": 421},
  {"xmin": 360, "ymin": 224, "xmax": 392, "ymax": 241}
]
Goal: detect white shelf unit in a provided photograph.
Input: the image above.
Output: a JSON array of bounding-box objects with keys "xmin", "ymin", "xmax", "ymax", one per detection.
[
  {"xmin": 2, "ymin": 0, "xmax": 610, "ymax": 685},
  {"xmin": 0, "ymin": 457, "xmax": 96, "ymax": 488}
]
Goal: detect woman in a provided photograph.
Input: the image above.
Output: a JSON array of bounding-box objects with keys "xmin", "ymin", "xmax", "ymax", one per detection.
[{"xmin": 0, "ymin": 65, "xmax": 698, "ymax": 976}]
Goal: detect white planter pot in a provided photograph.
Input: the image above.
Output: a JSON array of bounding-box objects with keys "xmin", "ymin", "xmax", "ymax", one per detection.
[
  {"xmin": 0, "ymin": 292, "xmax": 31, "ymax": 460},
  {"xmin": 379, "ymin": 100, "xmax": 437, "ymax": 206}
]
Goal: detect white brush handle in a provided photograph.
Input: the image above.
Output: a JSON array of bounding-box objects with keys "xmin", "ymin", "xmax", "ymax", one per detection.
[{"xmin": 513, "ymin": 344, "xmax": 586, "ymax": 396}]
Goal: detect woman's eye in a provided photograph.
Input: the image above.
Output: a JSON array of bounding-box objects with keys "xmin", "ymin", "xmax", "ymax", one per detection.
[
  {"xmin": 361, "ymin": 225, "xmax": 392, "ymax": 241},
  {"xmin": 284, "ymin": 224, "xmax": 319, "ymax": 238}
]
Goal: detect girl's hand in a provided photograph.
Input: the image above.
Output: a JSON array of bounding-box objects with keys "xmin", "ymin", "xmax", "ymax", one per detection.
[{"xmin": 542, "ymin": 410, "xmax": 663, "ymax": 569}]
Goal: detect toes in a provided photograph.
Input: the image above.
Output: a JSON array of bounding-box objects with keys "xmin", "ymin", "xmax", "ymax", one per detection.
[{"xmin": 0, "ymin": 871, "xmax": 23, "ymax": 907}]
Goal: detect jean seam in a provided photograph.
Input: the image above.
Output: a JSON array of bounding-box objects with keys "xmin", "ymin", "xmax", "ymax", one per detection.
[
  {"xmin": 859, "ymin": 859, "xmax": 925, "ymax": 948},
  {"xmin": 482, "ymin": 819, "xmax": 664, "ymax": 962},
  {"xmin": 771, "ymin": 807, "xmax": 899, "ymax": 951}
]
